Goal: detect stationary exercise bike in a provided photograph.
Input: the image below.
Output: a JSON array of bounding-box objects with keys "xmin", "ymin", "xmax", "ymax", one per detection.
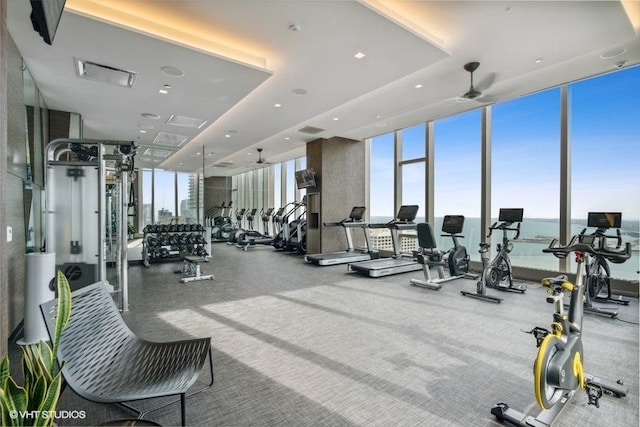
[
  {"xmin": 491, "ymin": 233, "xmax": 630, "ymax": 426},
  {"xmin": 461, "ymin": 208, "xmax": 526, "ymax": 303},
  {"xmin": 577, "ymin": 212, "xmax": 629, "ymax": 318},
  {"xmin": 410, "ymin": 215, "xmax": 477, "ymax": 290}
]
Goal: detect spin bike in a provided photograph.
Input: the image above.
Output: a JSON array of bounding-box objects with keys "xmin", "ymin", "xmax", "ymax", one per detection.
[
  {"xmin": 578, "ymin": 212, "xmax": 629, "ymax": 318},
  {"xmin": 491, "ymin": 233, "xmax": 630, "ymax": 426},
  {"xmin": 461, "ymin": 208, "xmax": 526, "ymax": 303},
  {"xmin": 410, "ymin": 215, "xmax": 477, "ymax": 290}
]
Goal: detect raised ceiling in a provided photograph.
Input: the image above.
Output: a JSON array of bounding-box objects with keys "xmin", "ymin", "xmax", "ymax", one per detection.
[{"xmin": 7, "ymin": 0, "xmax": 639, "ymax": 176}]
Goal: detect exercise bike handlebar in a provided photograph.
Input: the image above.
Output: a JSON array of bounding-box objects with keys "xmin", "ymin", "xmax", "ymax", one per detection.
[
  {"xmin": 487, "ymin": 221, "xmax": 521, "ymax": 240},
  {"xmin": 543, "ymin": 235, "xmax": 631, "ymax": 263}
]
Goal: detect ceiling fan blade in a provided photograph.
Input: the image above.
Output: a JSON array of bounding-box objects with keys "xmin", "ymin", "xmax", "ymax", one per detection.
[{"xmin": 475, "ymin": 72, "xmax": 497, "ymax": 92}]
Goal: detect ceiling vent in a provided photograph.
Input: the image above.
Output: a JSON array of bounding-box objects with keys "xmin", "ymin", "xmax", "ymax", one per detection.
[
  {"xmin": 297, "ymin": 125, "xmax": 325, "ymax": 135},
  {"xmin": 143, "ymin": 147, "xmax": 173, "ymax": 158},
  {"xmin": 166, "ymin": 114, "xmax": 207, "ymax": 129},
  {"xmin": 152, "ymin": 132, "xmax": 188, "ymax": 147},
  {"xmin": 75, "ymin": 58, "xmax": 137, "ymax": 88}
]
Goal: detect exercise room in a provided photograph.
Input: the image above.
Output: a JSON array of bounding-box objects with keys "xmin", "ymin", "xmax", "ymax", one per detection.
[{"xmin": 1, "ymin": 1, "xmax": 638, "ymax": 426}]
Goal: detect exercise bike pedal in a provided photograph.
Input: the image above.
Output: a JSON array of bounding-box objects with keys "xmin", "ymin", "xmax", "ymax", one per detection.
[
  {"xmin": 585, "ymin": 382, "xmax": 603, "ymax": 408},
  {"xmin": 522, "ymin": 326, "xmax": 550, "ymax": 347}
]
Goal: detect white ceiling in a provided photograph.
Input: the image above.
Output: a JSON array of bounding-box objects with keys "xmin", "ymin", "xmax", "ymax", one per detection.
[{"xmin": 7, "ymin": 0, "xmax": 639, "ymax": 177}]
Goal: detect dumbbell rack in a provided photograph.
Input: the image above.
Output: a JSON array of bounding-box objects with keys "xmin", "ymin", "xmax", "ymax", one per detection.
[{"xmin": 142, "ymin": 223, "xmax": 208, "ymax": 267}]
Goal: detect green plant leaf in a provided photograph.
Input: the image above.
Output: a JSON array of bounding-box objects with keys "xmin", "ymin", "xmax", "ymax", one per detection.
[
  {"xmin": 0, "ymin": 356, "xmax": 9, "ymax": 388},
  {"xmin": 52, "ymin": 270, "xmax": 72, "ymax": 357},
  {"xmin": 34, "ymin": 372, "xmax": 62, "ymax": 427},
  {"xmin": 0, "ymin": 377, "xmax": 28, "ymax": 426},
  {"xmin": 37, "ymin": 342, "xmax": 55, "ymax": 382}
]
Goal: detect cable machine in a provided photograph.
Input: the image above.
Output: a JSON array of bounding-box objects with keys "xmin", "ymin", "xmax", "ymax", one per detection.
[{"xmin": 45, "ymin": 138, "xmax": 136, "ymax": 311}]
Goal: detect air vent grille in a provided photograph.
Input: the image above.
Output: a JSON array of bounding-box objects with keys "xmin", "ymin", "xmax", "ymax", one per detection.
[
  {"xmin": 297, "ymin": 125, "xmax": 325, "ymax": 135},
  {"xmin": 75, "ymin": 58, "xmax": 136, "ymax": 88}
]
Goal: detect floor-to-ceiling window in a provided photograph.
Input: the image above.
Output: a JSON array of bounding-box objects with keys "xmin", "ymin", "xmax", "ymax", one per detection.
[
  {"xmin": 369, "ymin": 132, "xmax": 396, "ymax": 251},
  {"xmin": 400, "ymin": 124, "xmax": 426, "ymax": 224},
  {"xmin": 369, "ymin": 132, "xmax": 395, "ymax": 221},
  {"xmin": 492, "ymin": 88, "xmax": 561, "ymax": 271},
  {"xmin": 569, "ymin": 65, "xmax": 640, "ymax": 280},
  {"xmin": 434, "ymin": 109, "xmax": 482, "ymax": 255},
  {"xmin": 142, "ymin": 169, "xmax": 153, "ymax": 226},
  {"xmin": 153, "ymin": 169, "xmax": 177, "ymax": 223},
  {"xmin": 273, "ymin": 163, "xmax": 282, "ymax": 208}
]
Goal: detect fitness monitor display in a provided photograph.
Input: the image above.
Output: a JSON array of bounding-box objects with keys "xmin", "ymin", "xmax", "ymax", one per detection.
[
  {"xmin": 587, "ymin": 212, "xmax": 621, "ymax": 229},
  {"xmin": 397, "ymin": 205, "xmax": 419, "ymax": 222},
  {"xmin": 349, "ymin": 207, "xmax": 366, "ymax": 221},
  {"xmin": 295, "ymin": 169, "xmax": 317, "ymax": 189},
  {"xmin": 499, "ymin": 208, "xmax": 523, "ymax": 223},
  {"xmin": 442, "ymin": 215, "xmax": 465, "ymax": 234}
]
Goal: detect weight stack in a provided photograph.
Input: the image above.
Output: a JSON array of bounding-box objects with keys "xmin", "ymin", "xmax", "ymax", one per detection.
[{"xmin": 18, "ymin": 252, "xmax": 56, "ymax": 345}]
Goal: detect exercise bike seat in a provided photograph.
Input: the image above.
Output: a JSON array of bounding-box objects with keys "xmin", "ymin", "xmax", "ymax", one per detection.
[{"xmin": 541, "ymin": 275, "xmax": 573, "ymax": 292}]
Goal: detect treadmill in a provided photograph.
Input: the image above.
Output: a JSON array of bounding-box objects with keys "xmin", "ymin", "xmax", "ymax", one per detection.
[
  {"xmin": 348, "ymin": 205, "xmax": 423, "ymax": 278},
  {"xmin": 304, "ymin": 206, "xmax": 379, "ymax": 266}
]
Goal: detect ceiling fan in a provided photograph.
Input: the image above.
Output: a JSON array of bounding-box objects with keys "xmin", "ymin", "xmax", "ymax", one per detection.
[
  {"xmin": 457, "ymin": 61, "xmax": 497, "ymax": 102},
  {"xmin": 256, "ymin": 148, "xmax": 268, "ymax": 164}
]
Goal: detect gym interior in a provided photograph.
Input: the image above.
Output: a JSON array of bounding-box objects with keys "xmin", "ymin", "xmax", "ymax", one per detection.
[{"xmin": 1, "ymin": 2, "xmax": 639, "ymax": 427}]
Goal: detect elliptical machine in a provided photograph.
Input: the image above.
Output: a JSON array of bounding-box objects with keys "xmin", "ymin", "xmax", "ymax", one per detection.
[
  {"xmin": 410, "ymin": 215, "xmax": 477, "ymax": 290},
  {"xmin": 461, "ymin": 208, "xmax": 526, "ymax": 303},
  {"xmin": 491, "ymin": 233, "xmax": 630, "ymax": 426}
]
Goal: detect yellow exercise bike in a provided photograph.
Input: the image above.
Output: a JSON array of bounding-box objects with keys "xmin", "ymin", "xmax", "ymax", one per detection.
[{"xmin": 491, "ymin": 233, "xmax": 630, "ymax": 426}]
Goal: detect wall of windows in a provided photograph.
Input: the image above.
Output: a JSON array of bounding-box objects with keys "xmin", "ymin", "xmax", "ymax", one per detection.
[
  {"xmin": 365, "ymin": 65, "xmax": 638, "ymax": 280},
  {"xmin": 140, "ymin": 168, "xmax": 203, "ymax": 227}
]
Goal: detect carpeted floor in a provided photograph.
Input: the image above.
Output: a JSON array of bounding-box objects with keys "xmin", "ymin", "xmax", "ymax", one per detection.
[{"xmin": 9, "ymin": 243, "xmax": 639, "ymax": 426}]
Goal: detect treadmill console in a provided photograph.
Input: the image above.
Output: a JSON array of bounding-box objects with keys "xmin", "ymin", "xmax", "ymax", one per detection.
[
  {"xmin": 396, "ymin": 205, "xmax": 419, "ymax": 223},
  {"xmin": 349, "ymin": 206, "xmax": 366, "ymax": 221}
]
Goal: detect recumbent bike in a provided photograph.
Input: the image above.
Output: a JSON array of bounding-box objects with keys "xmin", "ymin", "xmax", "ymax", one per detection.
[{"xmin": 410, "ymin": 215, "xmax": 477, "ymax": 290}]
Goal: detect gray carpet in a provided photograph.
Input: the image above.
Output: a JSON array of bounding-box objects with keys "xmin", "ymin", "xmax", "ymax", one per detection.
[{"xmin": 12, "ymin": 243, "xmax": 639, "ymax": 426}]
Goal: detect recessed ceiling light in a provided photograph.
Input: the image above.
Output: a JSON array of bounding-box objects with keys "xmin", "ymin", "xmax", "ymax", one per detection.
[
  {"xmin": 285, "ymin": 137, "xmax": 291, "ymax": 140},
  {"xmin": 354, "ymin": 52, "xmax": 366, "ymax": 59},
  {"xmin": 224, "ymin": 134, "xmax": 231, "ymax": 138},
  {"xmin": 332, "ymin": 117, "xmax": 340, "ymax": 121},
  {"xmin": 274, "ymin": 103, "xmax": 282, "ymax": 108},
  {"xmin": 292, "ymin": 88, "xmax": 307, "ymax": 95},
  {"xmin": 535, "ymin": 58, "xmax": 543, "ymax": 64},
  {"xmin": 600, "ymin": 48, "xmax": 626, "ymax": 59},
  {"xmin": 141, "ymin": 113, "xmax": 161, "ymax": 120},
  {"xmin": 139, "ymin": 130, "xmax": 147, "ymax": 134},
  {"xmin": 375, "ymin": 115, "xmax": 383, "ymax": 119},
  {"xmin": 158, "ymin": 89, "xmax": 169, "ymax": 94},
  {"xmin": 247, "ymin": 152, "xmax": 252, "ymax": 155},
  {"xmin": 161, "ymin": 65, "xmax": 184, "ymax": 77},
  {"xmin": 414, "ymin": 83, "xmax": 423, "ymax": 89}
]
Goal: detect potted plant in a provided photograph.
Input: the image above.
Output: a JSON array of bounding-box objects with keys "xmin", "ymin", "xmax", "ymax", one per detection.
[{"xmin": 0, "ymin": 270, "xmax": 72, "ymax": 427}]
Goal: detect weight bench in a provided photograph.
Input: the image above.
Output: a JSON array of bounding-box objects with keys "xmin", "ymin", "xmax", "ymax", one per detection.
[
  {"xmin": 180, "ymin": 254, "xmax": 215, "ymax": 283},
  {"xmin": 40, "ymin": 282, "xmax": 214, "ymax": 426}
]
